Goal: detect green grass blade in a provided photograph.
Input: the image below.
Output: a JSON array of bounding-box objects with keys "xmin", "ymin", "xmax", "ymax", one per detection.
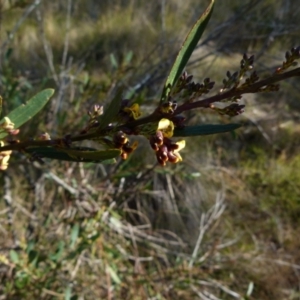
[
  {"xmin": 25, "ymin": 146, "xmax": 121, "ymax": 164},
  {"xmin": 0, "ymin": 89, "xmax": 55, "ymax": 139},
  {"xmin": 160, "ymin": 0, "xmax": 214, "ymax": 103},
  {"xmin": 174, "ymin": 123, "xmax": 241, "ymax": 137}
]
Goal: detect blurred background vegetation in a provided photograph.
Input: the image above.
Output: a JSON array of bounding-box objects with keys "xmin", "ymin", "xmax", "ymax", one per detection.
[{"xmin": 0, "ymin": 0, "xmax": 300, "ymax": 299}]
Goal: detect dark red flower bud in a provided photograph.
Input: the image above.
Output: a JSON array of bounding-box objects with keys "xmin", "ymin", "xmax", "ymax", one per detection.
[
  {"xmin": 157, "ymin": 145, "xmax": 168, "ymax": 162},
  {"xmin": 156, "ymin": 154, "xmax": 166, "ymax": 166},
  {"xmin": 121, "ymin": 152, "xmax": 128, "ymax": 160},
  {"xmin": 149, "ymin": 136, "xmax": 159, "ymax": 151},
  {"xmin": 114, "ymin": 131, "xmax": 128, "ymax": 146},
  {"xmin": 167, "ymin": 151, "xmax": 178, "ymax": 163},
  {"xmin": 122, "ymin": 142, "xmax": 134, "ymax": 154},
  {"xmin": 154, "ymin": 131, "xmax": 164, "ymax": 146},
  {"xmin": 167, "ymin": 143, "xmax": 179, "ymax": 151}
]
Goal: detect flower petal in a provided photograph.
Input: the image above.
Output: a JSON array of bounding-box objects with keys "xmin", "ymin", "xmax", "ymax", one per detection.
[
  {"xmin": 123, "ymin": 103, "xmax": 141, "ymax": 120},
  {"xmin": 157, "ymin": 118, "xmax": 174, "ymax": 138},
  {"xmin": 173, "ymin": 140, "xmax": 186, "ymax": 162},
  {"xmin": 175, "ymin": 140, "xmax": 186, "ymax": 151}
]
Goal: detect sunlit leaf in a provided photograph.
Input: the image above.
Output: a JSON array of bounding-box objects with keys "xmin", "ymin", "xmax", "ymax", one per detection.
[
  {"xmin": 160, "ymin": 0, "xmax": 214, "ymax": 103},
  {"xmin": 0, "ymin": 89, "xmax": 55, "ymax": 139},
  {"xmin": 25, "ymin": 146, "xmax": 121, "ymax": 163},
  {"xmin": 174, "ymin": 123, "xmax": 241, "ymax": 137}
]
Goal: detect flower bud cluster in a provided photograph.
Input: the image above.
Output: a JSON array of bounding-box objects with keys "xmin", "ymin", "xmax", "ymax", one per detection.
[
  {"xmin": 221, "ymin": 54, "xmax": 255, "ymax": 93},
  {"xmin": 276, "ymin": 46, "xmax": 300, "ymax": 74},
  {"xmin": 88, "ymin": 104, "xmax": 103, "ymax": 119},
  {"xmin": 159, "ymin": 100, "xmax": 177, "ymax": 114},
  {"xmin": 88, "ymin": 104, "xmax": 103, "ymax": 126},
  {"xmin": 240, "ymin": 71, "xmax": 259, "ymax": 88},
  {"xmin": 174, "ymin": 72, "xmax": 215, "ymax": 101},
  {"xmin": 186, "ymin": 77, "xmax": 215, "ymax": 95},
  {"xmin": 258, "ymin": 84, "xmax": 280, "ymax": 93},
  {"xmin": 173, "ymin": 71, "xmax": 194, "ymax": 94},
  {"xmin": 148, "ymin": 119, "xmax": 185, "ymax": 166},
  {"xmin": 81, "ymin": 105, "xmax": 103, "ymax": 133},
  {"xmin": 210, "ymin": 103, "xmax": 245, "ymax": 117},
  {"xmin": 150, "ymin": 131, "xmax": 185, "ymax": 166},
  {"xmin": 113, "ymin": 131, "xmax": 137, "ymax": 160},
  {"xmin": 220, "ymin": 71, "xmax": 240, "ymax": 92},
  {"xmin": 240, "ymin": 54, "xmax": 254, "ymax": 74}
]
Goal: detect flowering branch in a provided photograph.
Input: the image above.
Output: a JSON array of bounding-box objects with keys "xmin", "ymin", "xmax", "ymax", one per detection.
[{"xmin": 0, "ymin": 0, "xmax": 299, "ymax": 168}]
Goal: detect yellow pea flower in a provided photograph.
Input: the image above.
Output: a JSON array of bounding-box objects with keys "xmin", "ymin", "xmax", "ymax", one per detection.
[
  {"xmin": 157, "ymin": 118, "xmax": 174, "ymax": 138},
  {"xmin": 123, "ymin": 103, "xmax": 141, "ymax": 120}
]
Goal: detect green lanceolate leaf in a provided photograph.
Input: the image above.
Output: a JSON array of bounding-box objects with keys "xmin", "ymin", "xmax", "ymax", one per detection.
[
  {"xmin": 97, "ymin": 88, "xmax": 123, "ymax": 130},
  {"xmin": 174, "ymin": 123, "xmax": 241, "ymax": 137},
  {"xmin": 160, "ymin": 0, "xmax": 215, "ymax": 103},
  {"xmin": 25, "ymin": 146, "xmax": 121, "ymax": 163},
  {"xmin": 0, "ymin": 89, "xmax": 55, "ymax": 139}
]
